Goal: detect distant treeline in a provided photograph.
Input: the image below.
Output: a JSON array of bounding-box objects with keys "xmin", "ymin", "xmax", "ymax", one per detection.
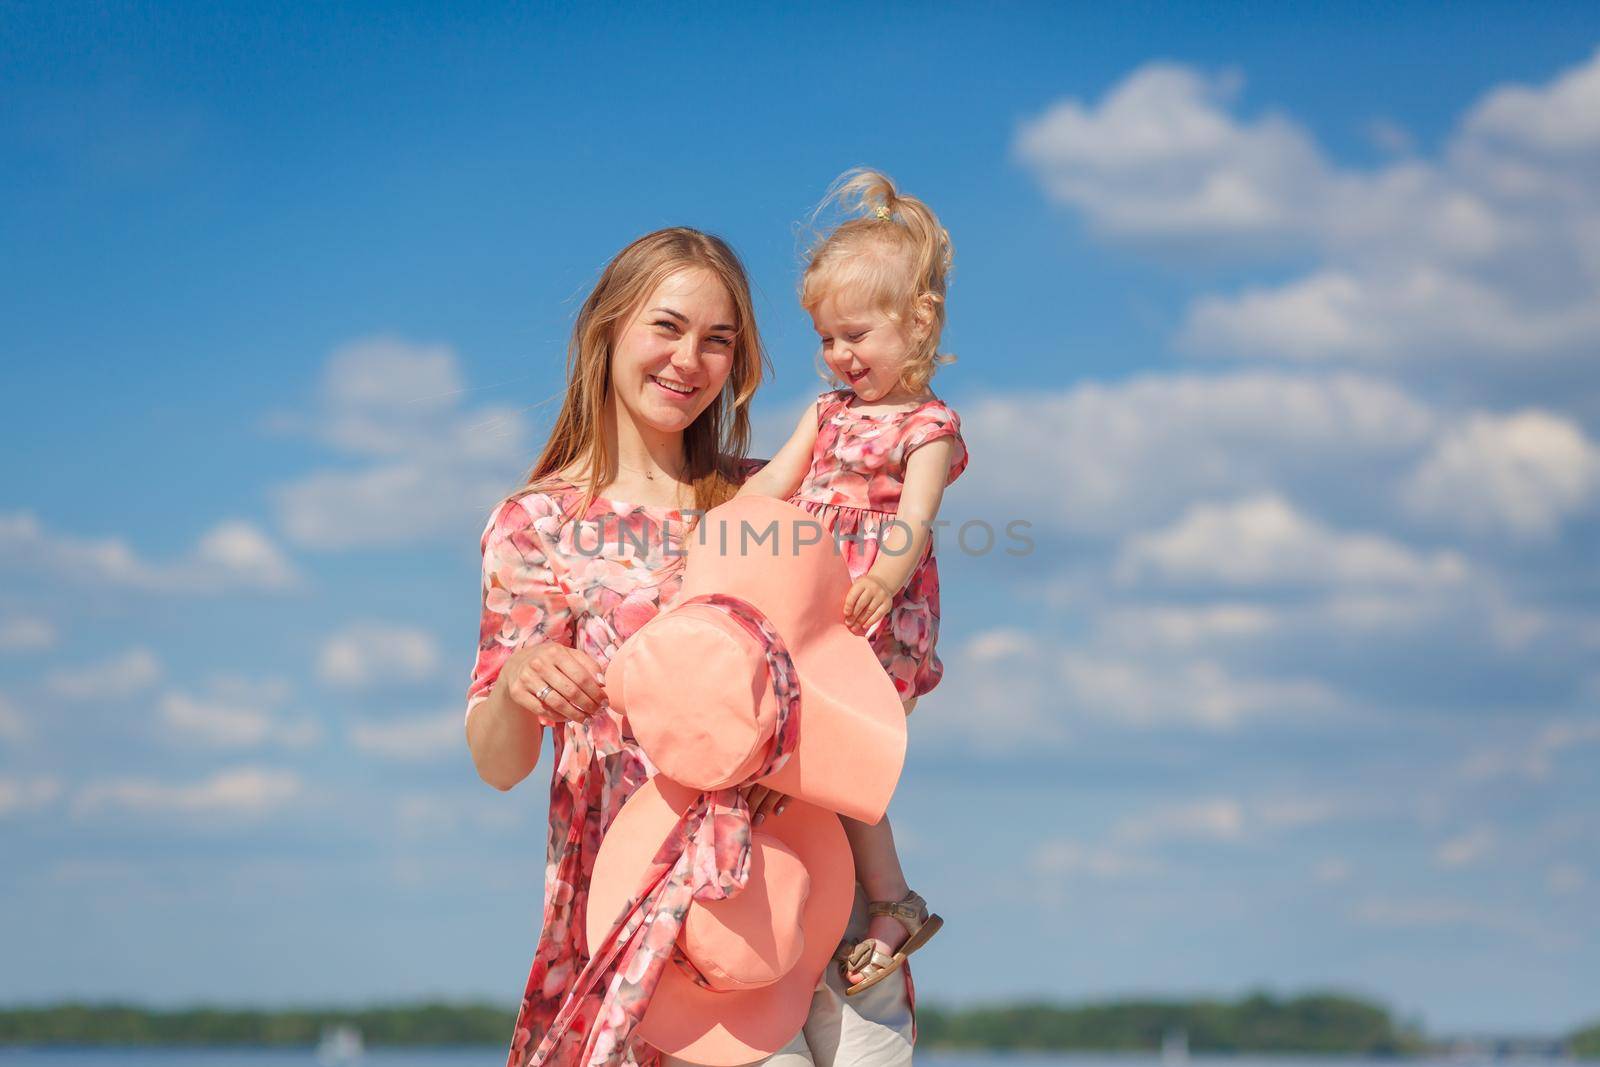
[
  {"xmin": 0, "ymin": 993, "xmax": 1595, "ymax": 1055},
  {"xmin": 916, "ymin": 992, "xmax": 1424, "ymax": 1054},
  {"xmin": 1575, "ymin": 1023, "xmax": 1600, "ymax": 1059}
]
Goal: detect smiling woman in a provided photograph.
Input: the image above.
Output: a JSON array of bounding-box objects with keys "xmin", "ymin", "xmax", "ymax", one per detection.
[{"xmin": 463, "ymin": 228, "xmax": 778, "ymax": 1067}]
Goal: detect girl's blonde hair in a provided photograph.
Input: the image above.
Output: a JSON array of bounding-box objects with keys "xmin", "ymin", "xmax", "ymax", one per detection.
[
  {"xmin": 800, "ymin": 168, "xmax": 956, "ymax": 395},
  {"xmin": 514, "ymin": 227, "xmax": 770, "ymax": 522}
]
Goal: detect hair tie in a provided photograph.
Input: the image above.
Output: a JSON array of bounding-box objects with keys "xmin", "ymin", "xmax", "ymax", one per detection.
[{"xmin": 873, "ymin": 204, "xmax": 892, "ymax": 221}]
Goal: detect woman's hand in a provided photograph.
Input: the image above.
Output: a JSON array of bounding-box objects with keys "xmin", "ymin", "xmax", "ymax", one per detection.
[
  {"xmin": 843, "ymin": 574, "xmax": 894, "ymax": 635},
  {"xmin": 741, "ymin": 782, "xmax": 788, "ymax": 825},
  {"xmin": 503, "ymin": 643, "xmax": 606, "ymax": 725}
]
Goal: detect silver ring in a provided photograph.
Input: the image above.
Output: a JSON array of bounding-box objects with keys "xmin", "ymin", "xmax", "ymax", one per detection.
[{"xmin": 535, "ymin": 684, "xmax": 553, "ymax": 702}]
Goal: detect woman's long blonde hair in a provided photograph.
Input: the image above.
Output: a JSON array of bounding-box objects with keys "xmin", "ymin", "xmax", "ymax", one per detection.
[
  {"xmin": 514, "ymin": 227, "xmax": 769, "ymax": 520},
  {"xmin": 800, "ymin": 168, "xmax": 956, "ymax": 395}
]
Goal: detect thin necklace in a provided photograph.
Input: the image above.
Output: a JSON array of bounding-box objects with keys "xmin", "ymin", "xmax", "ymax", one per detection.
[{"xmin": 615, "ymin": 459, "xmax": 688, "ymax": 484}]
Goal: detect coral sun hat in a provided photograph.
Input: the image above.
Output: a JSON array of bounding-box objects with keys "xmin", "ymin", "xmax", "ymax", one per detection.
[{"xmin": 592, "ymin": 495, "xmax": 908, "ymax": 1065}]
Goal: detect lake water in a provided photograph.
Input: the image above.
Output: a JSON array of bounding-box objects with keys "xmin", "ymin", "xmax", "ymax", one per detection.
[{"xmin": 0, "ymin": 1052, "xmax": 1539, "ymax": 1067}]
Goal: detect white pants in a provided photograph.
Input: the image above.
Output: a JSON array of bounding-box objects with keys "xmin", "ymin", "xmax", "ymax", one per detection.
[{"xmin": 663, "ymin": 886, "xmax": 916, "ymax": 1067}]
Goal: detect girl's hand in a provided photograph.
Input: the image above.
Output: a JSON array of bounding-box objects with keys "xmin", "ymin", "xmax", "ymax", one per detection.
[
  {"xmin": 741, "ymin": 782, "xmax": 788, "ymax": 824},
  {"xmin": 844, "ymin": 574, "xmax": 894, "ymax": 635},
  {"xmin": 504, "ymin": 643, "xmax": 606, "ymax": 726}
]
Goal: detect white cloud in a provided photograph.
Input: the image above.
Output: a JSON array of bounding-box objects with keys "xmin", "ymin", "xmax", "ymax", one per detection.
[
  {"xmin": 318, "ymin": 623, "xmax": 442, "ymax": 688},
  {"xmin": 1460, "ymin": 717, "xmax": 1600, "ymax": 782},
  {"xmin": 1435, "ymin": 824, "xmax": 1496, "ymax": 868},
  {"xmin": 959, "ymin": 371, "xmax": 1435, "ymax": 538},
  {"xmin": 1030, "ymin": 838, "xmax": 1161, "ymax": 879},
  {"xmin": 914, "ymin": 628, "xmax": 1072, "ymax": 751},
  {"xmin": 73, "ymin": 767, "xmax": 303, "ymax": 819},
  {"xmin": 1013, "ymin": 62, "xmax": 1325, "ymax": 244},
  {"xmin": 1459, "ymin": 45, "xmax": 1600, "ymax": 157},
  {"xmin": 0, "ymin": 615, "xmax": 55, "ymax": 652},
  {"xmin": 919, "ymin": 625, "xmax": 1336, "ymax": 742},
  {"xmin": 942, "ymin": 377, "xmax": 1591, "ymax": 747},
  {"xmin": 46, "ymin": 648, "xmax": 163, "ymax": 701},
  {"xmin": 1403, "ymin": 410, "xmax": 1600, "ymax": 539},
  {"xmin": 159, "ymin": 676, "xmax": 320, "ymax": 749},
  {"xmin": 0, "ymin": 694, "xmax": 28, "ymax": 742},
  {"xmin": 1030, "ymin": 794, "xmax": 1356, "ymax": 886},
  {"xmin": 1095, "ymin": 603, "xmax": 1278, "ymax": 650},
  {"xmin": 1547, "ymin": 863, "xmax": 1586, "ymax": 895},
  {"xmin": 1313, "ymin": 857, "xmax": 1351, "ymax": 884},
  {"xmin": 194, "ymin": 521, "xmax": 301, "ymax": 589},
  {"xmin": 0, "ymin": 513, "xmax": 300, "ymax": 594},
  {"xmin": 1114, "ymin": 798, "xmax": 1246, "ymax": 844},
  {"xmin": 1255, "ymin": 796, "xmax": 1345, "ymax": 829},
  {"xmin": 1091, "ymin": 594, "xmax": 1465, "ymax": 649},
  {"xmin": 1116, "ymin": 494, "xmax": 1468, "ymax": 589},
  {"xmin": 392, "ymin": 791, "xmax": 524, "ymax": 837},
  {"xmin": 1058, "ymin": 651, "xmax": 1337, "ymax": 729},
  {"xmin": 348, "ymin": 712, "xmax": 459, "ymax": 762},
  {"xmin": 0, "ymin": 774, "xmax": 61, "ymax": 816},
  {"xmin": 1350, "ymin": 895, "xmax": 1529, "ymax": 934},
  {"xmin": 269, "ymin": 336, "xmax": 535, "ymax": 550},
  {"xmin": 1016, "ymin": 48, "xmax": 1600, "ymax": 370}
]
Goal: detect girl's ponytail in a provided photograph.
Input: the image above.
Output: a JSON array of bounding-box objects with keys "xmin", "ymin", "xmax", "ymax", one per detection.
[{"xmin": 802, "ymin": 168, "xmax": 957, "ymax": 393}]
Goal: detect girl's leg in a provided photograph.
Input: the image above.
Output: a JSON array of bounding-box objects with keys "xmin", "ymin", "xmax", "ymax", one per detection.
[
  {"xmin": 806, "ymin": 884, "xmax": 916, "ymax": 1067},
  {"xmin": 838, "ymin": 691, "xmax": 920, "ymax": 981},
  {"xmin": 839, "ymin": 813, "xmax": 913, "ymax": 985}
]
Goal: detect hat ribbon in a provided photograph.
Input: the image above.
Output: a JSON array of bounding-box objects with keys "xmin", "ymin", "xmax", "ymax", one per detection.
[{"xmin": 527, "ymin": 592, "xmax": 802, "ymax": 1067}]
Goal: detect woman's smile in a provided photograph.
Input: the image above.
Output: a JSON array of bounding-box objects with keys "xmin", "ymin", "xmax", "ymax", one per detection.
[{"xmin": 649, "ymin": 373, "xmax": 700, "ymax": 399}]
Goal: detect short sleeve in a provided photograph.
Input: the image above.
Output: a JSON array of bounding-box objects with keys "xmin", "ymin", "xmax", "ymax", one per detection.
[
  {"xmin": 901, "ymin": 403, "xmax": 969, "ymax": 486},
  {"xmin": 465, "ymin": 494, "xmax": 577, "ymax": 723}
]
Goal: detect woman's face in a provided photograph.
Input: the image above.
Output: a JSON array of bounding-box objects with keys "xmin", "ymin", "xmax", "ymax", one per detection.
[{"xmin": 610, "ymin": 267, "xmax": 738, "ymax": 436}]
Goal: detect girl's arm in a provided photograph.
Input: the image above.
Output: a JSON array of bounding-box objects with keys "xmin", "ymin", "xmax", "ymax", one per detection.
[
  {"xmin": 863, "ymin": 438, "xmax": 954, "ymax": 596},
  {"xmin": 735, "ymin": 400, "xmax": 820, "ymax": 500}
]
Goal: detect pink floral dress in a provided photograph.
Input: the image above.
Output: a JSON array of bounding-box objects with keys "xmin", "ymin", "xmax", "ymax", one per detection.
[
  {"xmin": 468, "ymin": 462, "xmax": 917, "ymax": 1067},
  {"xmin": 787, "ymin": 388, "xmax": 969, "ymax": 701}
]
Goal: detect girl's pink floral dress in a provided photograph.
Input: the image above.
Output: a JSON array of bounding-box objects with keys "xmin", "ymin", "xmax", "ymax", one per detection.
[
  {"xmin": 788, "ymin": 388, "xmax": 969, "ymax": 701},
  {"xmin": 468, "ymin": 462, "xmax": 919, "ymax": 1067}
]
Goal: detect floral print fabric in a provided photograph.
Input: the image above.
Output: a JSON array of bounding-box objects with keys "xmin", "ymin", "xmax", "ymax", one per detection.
[
  {"xmin": 467, "ymin": 452, "xmax": 930, "ymax": 1067},
  {"xmin": 467, "ymin": 477, "xmax": 707, "ymax": 1067},
  {"xmin": 788, "ymin": 388, "xmax": 969, "ymax": 700},
  {"xmin": 528, "ymin": 593, "xmax": 803, "ymax": 1067}
]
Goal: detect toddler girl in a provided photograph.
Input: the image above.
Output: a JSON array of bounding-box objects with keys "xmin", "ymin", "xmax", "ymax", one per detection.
[{"xmin": 738, "ymin": 167, "xmax": 967, "ymax": 995}]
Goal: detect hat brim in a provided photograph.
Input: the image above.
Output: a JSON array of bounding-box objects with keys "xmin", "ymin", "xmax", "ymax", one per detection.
[
  {"xmin": 675, "ymin": 496, "xmax": 907, "ymax": 825},
  {"xmin": 587, "ymin": 777, "xmax": 855, "ymax": 1065}
]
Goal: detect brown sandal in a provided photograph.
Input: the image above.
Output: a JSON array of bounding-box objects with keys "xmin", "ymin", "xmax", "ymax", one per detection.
[{"xmin": 832, "ymin": 889, "xmax": 944, "ymax": 996}]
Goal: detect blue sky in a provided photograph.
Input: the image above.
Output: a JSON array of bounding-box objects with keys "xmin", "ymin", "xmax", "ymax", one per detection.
[{"xmin": 3, "ymin": 1, "xmax": 1599, "ymax": 1036}]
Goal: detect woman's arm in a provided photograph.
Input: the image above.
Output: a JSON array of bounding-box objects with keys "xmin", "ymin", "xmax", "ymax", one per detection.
[
  {"xmin": 734, "ymin": 400, "xmax": 820, "ymax": 500},
  {"xmin": 464, "ymin": 497, "xmax": 597, "ymax": 791},
  {"xmin": 466, "ymin": 650, "xmax": 548, "ymax": 792}
]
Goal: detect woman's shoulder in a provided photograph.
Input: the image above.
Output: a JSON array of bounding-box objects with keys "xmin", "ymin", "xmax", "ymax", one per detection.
[{"xmin": 480, "ymin": 479, "xmax": 578, "ymax": 543}]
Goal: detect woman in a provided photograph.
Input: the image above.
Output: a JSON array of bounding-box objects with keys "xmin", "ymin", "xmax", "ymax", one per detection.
[{"xmin": 465, "ymin": 228, "xmax": 914, "ymax": 1067}]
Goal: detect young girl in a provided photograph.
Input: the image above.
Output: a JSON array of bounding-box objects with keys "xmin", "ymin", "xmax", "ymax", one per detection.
[{"xmin": 737, "ymin": 167, "xmax": 968, "ymax": 996}]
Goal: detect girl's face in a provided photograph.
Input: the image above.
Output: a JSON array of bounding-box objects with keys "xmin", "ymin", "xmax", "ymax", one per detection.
[
  {"xmin": 810, "ymin": 290, "xmax": 919, "ymax": 402},
  {"xmin": 610, "ymin": 267, "xmax": 738, "ymax": 436}
]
